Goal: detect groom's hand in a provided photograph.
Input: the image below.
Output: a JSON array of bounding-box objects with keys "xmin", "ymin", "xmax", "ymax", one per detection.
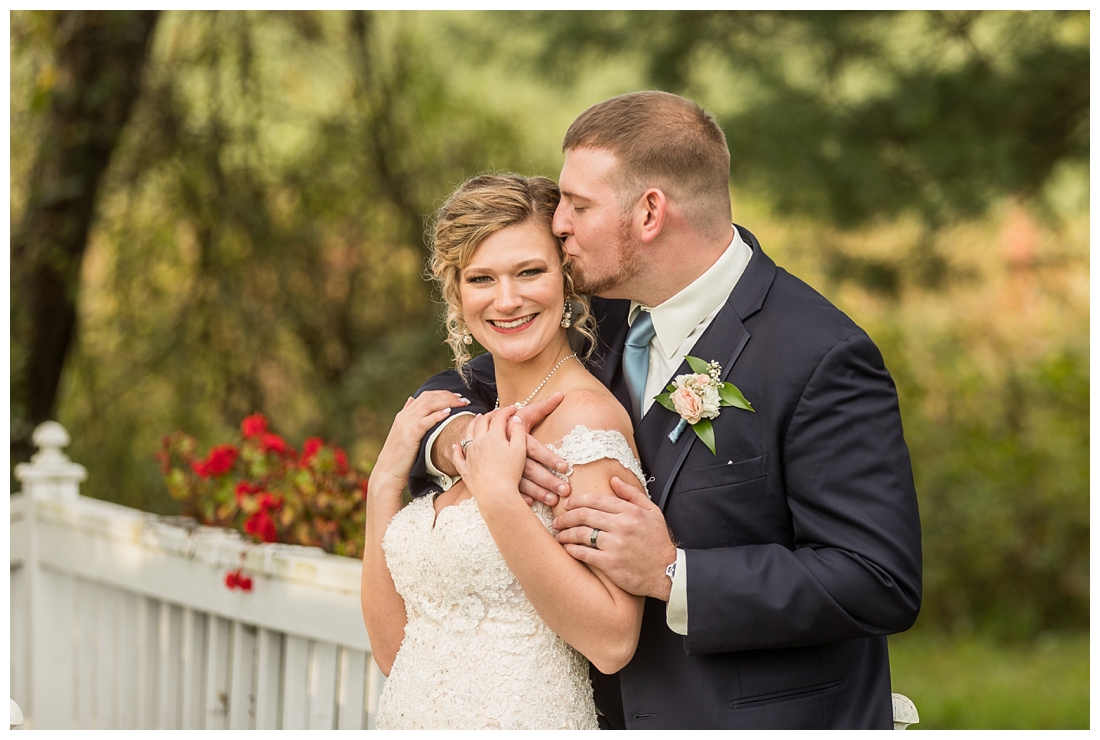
[
  {"xmin": 513, "ymin": 392, "xmax": 572, "ymax": 507},
  {"xmin": 552, "ymin": 476, "xmax": 678, "ymax": 601}
]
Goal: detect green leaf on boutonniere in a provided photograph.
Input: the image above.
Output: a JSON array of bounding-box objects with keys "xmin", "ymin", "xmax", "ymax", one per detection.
[
  {"xmin": 654, "ymin": 391, "xmax": 674, "ymax": 411},
  {"xmin": 685, "ymin": 355, "xmax": 711, "ymax": 375},
  {"xmin": 719, "ymin": 382, "xmax": 755, "ymax": 412},
  {"xmin": 693, "ymin": 418, "xmax": 716, "ymax": 454}
]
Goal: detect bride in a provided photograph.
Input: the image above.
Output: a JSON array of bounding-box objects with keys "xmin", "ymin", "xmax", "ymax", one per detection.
[{"xmin": 360, "ymin": 174, "xmax": 646, "ymax": 730}]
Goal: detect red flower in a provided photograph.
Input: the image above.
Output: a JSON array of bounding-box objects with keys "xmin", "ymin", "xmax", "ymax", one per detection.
[
  {"xmin": 241, "ymin": 413, "xmax": 268, "ymax": 439},
  {"xmin": 234, "ymin": 481, "xmax": 257, "ymax": 505},
  {"xmin": 300, "ymin": 437, "xmax": 324, "ymax": 465},
  {"xmin": 259, "ymin": 433, "xmax": 294, "ymax": 458},
  {"xmin": 225, "ymin": 568, "xmax": 254, "ymax": 591},
  {"xmin": 197, "ymin": 444, "xmax": 238, "ymax": 477},
  {"xmin": 334, "ymin": 448, "xmax": 349, "ymax": 475},
  {"xmin": 245, "ymin": 510, "xmax": 278, "ymax": 543},
  {"xmin": 257, "ymin": 493, "xmax": 283, "ymax": 511}
]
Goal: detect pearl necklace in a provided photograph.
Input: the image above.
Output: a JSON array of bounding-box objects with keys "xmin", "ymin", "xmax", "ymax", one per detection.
[{"xmin": 496, "ymin": 353, "xmax": 578, "ymax": 409}]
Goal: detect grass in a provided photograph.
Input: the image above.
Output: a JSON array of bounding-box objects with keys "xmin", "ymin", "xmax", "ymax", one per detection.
[{"xmin": 888, "ymin": 631, "xmax": 1089, "ymax": 729}]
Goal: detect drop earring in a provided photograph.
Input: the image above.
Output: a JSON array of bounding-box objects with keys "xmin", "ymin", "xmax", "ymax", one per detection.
[
  {"xmin": 462, "ymin": 329, "xmax": 473, "ymax": 345},
  {"xmin": 560, "ymin": 301, "xmax": 573, "ymax": 329}
]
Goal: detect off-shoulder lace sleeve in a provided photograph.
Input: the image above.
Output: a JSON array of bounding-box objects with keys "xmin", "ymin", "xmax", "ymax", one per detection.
[{"xmin": 546, "ymin": 425, "xmax": 649, "ymax": 495}]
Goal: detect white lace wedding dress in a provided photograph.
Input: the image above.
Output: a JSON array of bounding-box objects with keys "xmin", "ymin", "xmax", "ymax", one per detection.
[{"xmin": 375, "ymin": 425, "xmax": 648, "ymax": 730}]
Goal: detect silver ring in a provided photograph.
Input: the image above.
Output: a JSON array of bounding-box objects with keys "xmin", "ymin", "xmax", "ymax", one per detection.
[
  {"xmin": 589, "ymin": 527, "xmax": 600, "ymax": 549},
  {"xmin": 459, "ymin": 438, "xmax": 473, "ymax": 454}
]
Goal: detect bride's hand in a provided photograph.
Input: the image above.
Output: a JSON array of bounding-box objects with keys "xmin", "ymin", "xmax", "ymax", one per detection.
[
  {"xmin": 372, "ymin": 391, "xmax": 469, "ymax": 497},
  {"xmin": 453, "ymin": 407, "xmax": 527, "ymax": 503}
]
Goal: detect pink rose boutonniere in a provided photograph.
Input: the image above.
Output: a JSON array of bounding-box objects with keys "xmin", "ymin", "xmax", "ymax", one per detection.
[{"xmin": 655, "ymin": 356, "xmax": 754, "ymax": 454}]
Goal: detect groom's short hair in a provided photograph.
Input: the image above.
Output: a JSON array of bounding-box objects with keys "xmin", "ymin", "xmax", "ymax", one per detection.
[{"xmin": 563, "ymin": 91, "xmax": 732, "ymax": 233}]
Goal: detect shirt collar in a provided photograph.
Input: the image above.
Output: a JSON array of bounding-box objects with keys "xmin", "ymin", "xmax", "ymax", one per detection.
[{"xmin": 628, "ymin": 226, "xmax": 751, "ymax": 360}]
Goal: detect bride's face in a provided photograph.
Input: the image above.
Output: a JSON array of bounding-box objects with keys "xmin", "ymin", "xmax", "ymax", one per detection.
[{"xmin": 459, "ymin": 220, "xmax": 568, "ymax": 366}]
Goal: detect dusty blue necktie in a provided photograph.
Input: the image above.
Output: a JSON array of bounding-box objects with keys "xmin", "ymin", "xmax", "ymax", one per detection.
[{"xmin": 623, "ymin": 311, "xmax": 656, "ymax": 423}]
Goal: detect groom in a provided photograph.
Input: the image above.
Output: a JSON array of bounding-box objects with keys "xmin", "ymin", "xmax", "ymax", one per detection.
[{"xmin": 409, "ymin": 91, "xmax": 922, "ymax": 729}]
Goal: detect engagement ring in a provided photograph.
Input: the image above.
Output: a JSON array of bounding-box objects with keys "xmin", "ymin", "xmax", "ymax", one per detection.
[{"xmin": 459, "ymin": 438, "xmax": 473, "ymax": 454}]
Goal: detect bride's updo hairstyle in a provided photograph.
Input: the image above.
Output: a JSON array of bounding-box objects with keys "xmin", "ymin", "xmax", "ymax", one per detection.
[{"xmin": 428, "ymin": 173, "xmax": 597, "ymax": 377}]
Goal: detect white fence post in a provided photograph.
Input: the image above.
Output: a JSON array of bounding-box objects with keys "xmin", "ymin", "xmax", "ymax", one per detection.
[
  {"xmin": 14, "ymin": 421, "xmax": 87, "ymax": 501},
  {"xmin": 12, "ymin": 421, "xmax": 88, "ymax": 729}
]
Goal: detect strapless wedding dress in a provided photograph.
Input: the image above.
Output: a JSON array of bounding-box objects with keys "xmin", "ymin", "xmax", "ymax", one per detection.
[{"xmin": 375, "ymin": 426, "xmax": 647, "ymax": 730}]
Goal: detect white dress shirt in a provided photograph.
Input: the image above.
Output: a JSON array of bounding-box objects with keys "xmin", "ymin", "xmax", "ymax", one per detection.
[
  {"xmin": 425, "ymin": 415, "xmax": 471, "ymax": 492},
  {"xmin": 427, "ymin": 227, "xmax": 753, "ymax": 635}
]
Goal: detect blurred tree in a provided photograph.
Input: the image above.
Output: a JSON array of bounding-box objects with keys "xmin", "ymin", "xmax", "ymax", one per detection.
[
  {"xmin": 490, "ymin": 10, "xmax": 1088, "ymax": 291},
  {"xmin": 879, "ymin": 326, "xmax": 1089, "ymax": 636},
  {"xmin": 11, "ymin": 10, "xmax": 161, "ymax": 465},
  {"xmin": 16, "ymin": 10, "xmax": 527, "ymax": 512}
]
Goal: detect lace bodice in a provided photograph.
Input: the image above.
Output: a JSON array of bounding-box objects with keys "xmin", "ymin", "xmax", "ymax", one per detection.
[
  {"xmin": 546, "ymin": 425, "xmax": 648, "ymax": 493},
  {"xmin": 375, "ymin": 426, "xmax": 645, "ymax": 730}
]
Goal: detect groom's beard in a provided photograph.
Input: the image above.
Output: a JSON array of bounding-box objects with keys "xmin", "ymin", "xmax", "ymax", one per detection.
[{"xmin": 570, "ymin": 217, "xmax": 643, "ymax": 298}]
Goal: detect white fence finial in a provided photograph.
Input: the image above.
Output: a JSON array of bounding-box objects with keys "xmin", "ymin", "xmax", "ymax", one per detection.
[
  {"xmin": 14, "ymin": 421, "xmax": 87, "ymax": 501},
  {"xmin": 892, "ymin": 693, "xmax": 919, "ymax": 730},
  {"xmin": 30, "ymin": 421, "xmax": 72, "ymax": 465}
]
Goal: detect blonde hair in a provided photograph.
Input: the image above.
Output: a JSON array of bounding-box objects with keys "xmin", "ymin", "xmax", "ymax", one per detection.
[
  {"xmin": 427, "ymin": 173, "xmax": 597, "ymax": 377},
  {"xmin": 563, "ymin": 90, "xmax": 732, "ymax": 235}
]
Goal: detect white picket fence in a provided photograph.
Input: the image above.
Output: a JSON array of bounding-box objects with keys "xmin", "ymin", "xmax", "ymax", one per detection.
[{"xmin": 9, "ymin": 422, "xmax": 385, "ymax": 730}]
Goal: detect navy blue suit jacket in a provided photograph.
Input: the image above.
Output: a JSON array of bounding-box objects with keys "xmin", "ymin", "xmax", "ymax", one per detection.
[{"xmin": 408, "ymin": 227, "xmax": 922, "ymax": 729}]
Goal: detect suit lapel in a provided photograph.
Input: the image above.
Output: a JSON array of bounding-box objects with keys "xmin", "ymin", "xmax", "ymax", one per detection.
[
  {"xmin": 641, "ymin": 227, "xmax": 777, "ymax": 510},
  {"xmin": 647, "ymin": 307, "xmax": 751, "ymax": 509}
]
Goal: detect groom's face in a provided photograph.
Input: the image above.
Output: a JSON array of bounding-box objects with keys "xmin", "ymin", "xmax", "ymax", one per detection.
[{"xmin": 554, "ymin": 147, "xmax": 642, "ymax": 299}]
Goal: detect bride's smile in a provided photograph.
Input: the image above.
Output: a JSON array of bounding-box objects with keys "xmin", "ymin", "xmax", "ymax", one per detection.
[{"xmin": 488, "ymin": 313, "xmax": 537, "ymax": 332}]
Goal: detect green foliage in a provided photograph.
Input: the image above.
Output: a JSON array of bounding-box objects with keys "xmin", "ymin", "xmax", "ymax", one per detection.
[
  {"xmin": 505, "ymin": 10, "xmax": 1088, "ymax": 231},
  {"xmin": 900, "ymin": 347, "xmax": 1089, "ymax": 636},
  {"xmin": 717, "ymin": 382, "xmax": 753, "ymax": 412},
  {"xmin": 22, "ymin": 10, "xmax": 529, "ymax": 511},
  {"xmin": 889, "ymin": 631, "xmax": 1089, "ymax": 729}
]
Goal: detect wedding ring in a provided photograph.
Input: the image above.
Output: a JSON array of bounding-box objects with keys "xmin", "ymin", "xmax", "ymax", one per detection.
[
  {"xmin": 589, "ymin": 528, "xmax": 600, "ymax": 549},
  {"xmin": 459, "ymin": 438, "xmax": 473, "ymax": 454}
]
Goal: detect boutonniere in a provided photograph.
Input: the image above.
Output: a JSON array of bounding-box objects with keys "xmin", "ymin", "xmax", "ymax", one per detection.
[{"xmin": 655, "ymin": 356, "xmax": 755, "ymax": 454}]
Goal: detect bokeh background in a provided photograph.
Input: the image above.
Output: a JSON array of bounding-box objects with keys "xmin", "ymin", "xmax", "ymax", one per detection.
[{"xmin": 10, "ymin": 10, "xmax": 1089, "ymax": 729}]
